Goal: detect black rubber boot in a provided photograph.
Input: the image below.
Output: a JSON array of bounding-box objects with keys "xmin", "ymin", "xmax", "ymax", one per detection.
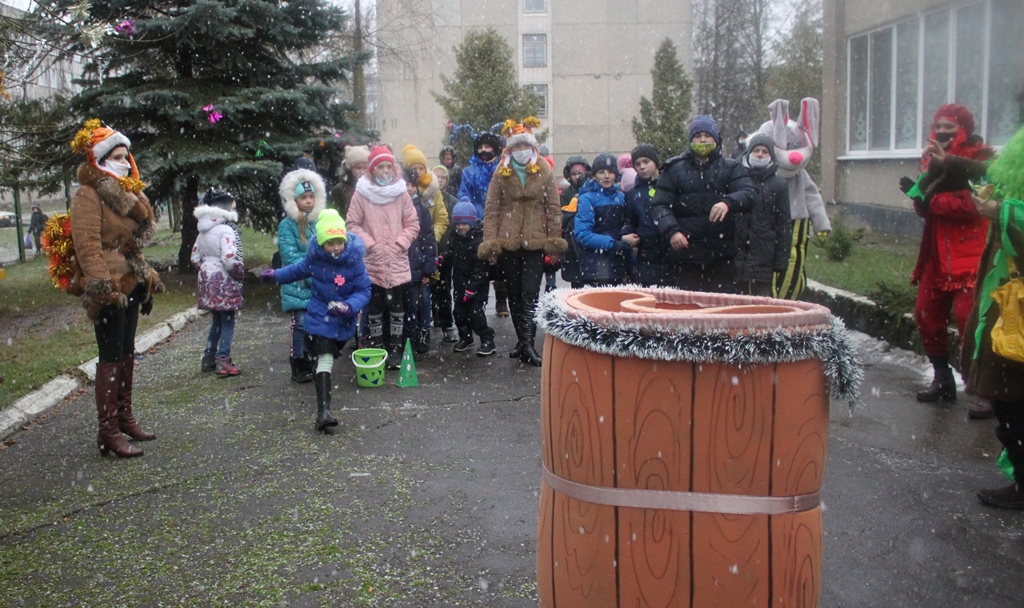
[
  {"xmin": 290, "ymin": 357, "xmax": 313, "ymax": 383},
  {"xmin": 415, "ymin": 328, "xmax": 431, "ymax": 354},
  {"xmin": 313, "ymin": 372, "xmax": 339, "ymax": 433},
  {"xmin": 508, "ymin": 318, "xmax": 525, "ymax": 359},
  {"xmin": 917, "ymin": 355, "xmax": 956, "ymax": 402}
]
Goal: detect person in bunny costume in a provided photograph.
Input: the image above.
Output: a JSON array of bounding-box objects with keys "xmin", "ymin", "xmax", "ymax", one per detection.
[{"xmin": 755, "ymin": 98, "xmax": 831, "ymax": 299}]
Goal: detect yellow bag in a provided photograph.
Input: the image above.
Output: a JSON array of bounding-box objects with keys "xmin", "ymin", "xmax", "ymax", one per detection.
[{"xmin": 990, "ymin": 256, "xmax": 1024, "ymax": 363}]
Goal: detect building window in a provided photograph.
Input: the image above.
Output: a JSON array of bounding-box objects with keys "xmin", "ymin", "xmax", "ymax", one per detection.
[
  {"xmin": 528, "ymin": 84, "xmax": 548, "ymax": 117},
  {"xmin": 525, "ymin": 0, "xmax": 546, "ymax": 13},
  {"xmin": 523, "ymin": 34, "xmax": 547, "ymax": 68},
  {"xmin": 846, "ymin": 0, "xmax": 1023, "ymax": 154}
]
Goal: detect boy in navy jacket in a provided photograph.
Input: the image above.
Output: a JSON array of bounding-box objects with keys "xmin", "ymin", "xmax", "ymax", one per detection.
[{"xmin": 449, "ymin": 200, "xmax": 495, "ymax": 356}]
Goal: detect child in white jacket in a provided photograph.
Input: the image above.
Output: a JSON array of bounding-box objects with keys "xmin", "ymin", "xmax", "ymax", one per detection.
[{"xmin": 191, "ymin": 188, "xmax": 245, "ymax": 376}]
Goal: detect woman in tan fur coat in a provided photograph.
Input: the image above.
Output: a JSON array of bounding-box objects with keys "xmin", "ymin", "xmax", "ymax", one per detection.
[
  {"xmin": 68, "ymin": 120, "xmax": 163, "ymax": 458},
  {"xmin": 479, "ymin": 118, "xmax": 566, "ymax": 366}
]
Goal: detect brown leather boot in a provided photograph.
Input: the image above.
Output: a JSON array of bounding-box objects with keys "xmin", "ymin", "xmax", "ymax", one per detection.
[
  {"xmin": 917, "ymin": 356, "xmax": 956, "ymax": 402},
  {"xmin": 96, "ymin": 362, "xmax": 143, "ymax": 458},
  {"xmin": 117, "ymin": 356, "xmax": 156, "ymax": 441},
  {"xmin": 494, "ymin": 281, "xmax": 510, "ymax": 317},
  {"xmin": 968, "ymin": 398, "xmax": 995, "ymax": 420}
]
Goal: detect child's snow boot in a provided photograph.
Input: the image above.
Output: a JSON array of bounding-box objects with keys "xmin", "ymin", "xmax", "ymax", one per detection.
[
  {"xmin": 415, "ymin": 328, "xmax": 431, "ymax": 354},
  {"xmin": 917, "ymin": 355, "xmax": 956, "ymax": 402},
  {"xmin": 476, "ymin": 336, "xmax": 496, "ymax": 357},
  {"xmin": 290, "ymin": 357, "xmax": 313, "ymax": 383},
  {"xmin": 201, "ymin": 354, "xmax": 216, "ymax": 372},
  {"xmin": 313, "ymin": 372, "xmax": 339, "ymax": 434},
  {"xmin": 453, "ymin": 328, "xmax": 474, "ymax": 353}
]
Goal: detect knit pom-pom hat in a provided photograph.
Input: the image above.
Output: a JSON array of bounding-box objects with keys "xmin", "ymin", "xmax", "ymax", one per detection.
[
  {"xmin": 402, "ymin": 144, "xmax": 429, "ymax": 169},
  {"xmin": 617, "ymin": 153, "xmax": 633, "ymax": 171},
  {"xmin": 451, "ymin": 199, "xmax": 478, "ymax": 225},
  {"xmin": 316, "ymin": 209, "xmax": 348, "ymax": 245},
  {"xmin": 688, "ymin": 115, "xmax": 721, "ymax": 144},
  {"xmin": 367, "ymin": 145, "xmax": 396, "ymax": 175}
]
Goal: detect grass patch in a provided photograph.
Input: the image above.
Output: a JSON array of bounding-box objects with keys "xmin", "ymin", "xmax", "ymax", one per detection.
[
  {"xmin": 0, "ymin": 225, "xmax": 282, "ymax": 410},
  {"xmin": 805, "ymin": 230, "xmax": 919, "ymax": 297}
]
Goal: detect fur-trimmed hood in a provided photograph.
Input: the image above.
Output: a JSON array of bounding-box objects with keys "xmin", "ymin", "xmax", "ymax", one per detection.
[
  {"xmin": 194, "ymin": 204, "xmax": 239, "ymax": 233},
  {"xmin": 279, "ymin": 169, "xmax": 327, "ymax": 222}
]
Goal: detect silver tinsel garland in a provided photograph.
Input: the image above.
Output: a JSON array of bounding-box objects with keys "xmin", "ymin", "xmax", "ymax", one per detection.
[{"xmin": 535, "ymin": 290, "xmax": 863, "ymax": 409}]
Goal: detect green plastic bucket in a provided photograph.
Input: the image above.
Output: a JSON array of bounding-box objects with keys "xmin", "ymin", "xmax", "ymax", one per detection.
[{"xmin": 352, "ymin": 348, "xmax": 387, "ymax": 388}]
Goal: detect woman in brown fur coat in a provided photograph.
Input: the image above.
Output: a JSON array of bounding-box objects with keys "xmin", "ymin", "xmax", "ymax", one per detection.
[
  {"xmin": 479, "ymin": 119, "xmax": 566, "ymax": 366},
  {"xmin": 69, "ymin": 120, "xmax": 163, "ymax": 458}
]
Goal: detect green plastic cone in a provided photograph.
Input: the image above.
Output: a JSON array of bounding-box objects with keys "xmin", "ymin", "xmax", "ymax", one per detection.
[{"xmin": 396, "ymin": 339, "xmax": 419, "ymax": 387}]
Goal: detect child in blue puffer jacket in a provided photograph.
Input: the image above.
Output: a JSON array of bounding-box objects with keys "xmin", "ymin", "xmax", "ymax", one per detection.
[
  {"xmin": 573, "ymin": 153, "xmax": 631, "ymax": 286},
  {"xmin": 261, "ymin": 210, "xmax": 371, "ymax": 434},
  {"xmin": 277, "ymin": 168, "xmax": 326, "ymax": 383}
]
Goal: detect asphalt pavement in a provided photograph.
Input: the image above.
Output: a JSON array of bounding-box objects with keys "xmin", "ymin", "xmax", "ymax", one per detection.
[{"xmin": 0, "ymin": 299, "xmax": 1021, "ymax": 607}]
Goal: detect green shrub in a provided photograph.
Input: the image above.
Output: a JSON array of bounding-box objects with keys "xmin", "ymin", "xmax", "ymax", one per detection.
[
  {"xmin": 868, "ymin": 280, "xmax": 917, "ymax": 316},
  {"xmin": 811, "ymin": 211, "xmax": 866, "ymax": 262}
]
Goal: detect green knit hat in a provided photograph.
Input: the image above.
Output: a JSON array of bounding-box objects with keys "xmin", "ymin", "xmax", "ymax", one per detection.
[{"xmin": 316, "ymin": 209, "xmax": 348, "ymax": 245}]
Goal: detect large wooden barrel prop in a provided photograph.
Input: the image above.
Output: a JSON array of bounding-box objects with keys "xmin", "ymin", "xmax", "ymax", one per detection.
[{"xmin": 535, "ymin": 287, "xmax": 859, "ymax": 608}]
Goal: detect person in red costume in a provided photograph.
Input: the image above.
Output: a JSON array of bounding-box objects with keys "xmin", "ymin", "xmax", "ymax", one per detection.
[{"xmin": 901, "ymin": 104, "xmax": 994, "ymax": 416}]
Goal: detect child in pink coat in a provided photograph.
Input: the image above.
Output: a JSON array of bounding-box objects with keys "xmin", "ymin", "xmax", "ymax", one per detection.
[{"xmin": 345, "ymin": 146, "xmax": 420, "ymax": 369}]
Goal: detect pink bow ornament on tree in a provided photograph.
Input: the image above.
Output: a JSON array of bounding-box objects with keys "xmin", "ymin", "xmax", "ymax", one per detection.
[{"xmin": 203, "ymin": 104, "xmax": 223, "ymax": 124}]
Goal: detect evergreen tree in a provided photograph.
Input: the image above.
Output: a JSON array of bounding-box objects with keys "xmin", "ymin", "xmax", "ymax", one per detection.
[
  {"xmin": 34, "ymin": 0, "xmax": 365, "ymax": 271},
  {"xmin": 631, "ymin": 38, "xmax": 694, "ymax": 159},
  {"xmin": 433, "ymin": 29, "xmax": 541, "ymax": 162}
]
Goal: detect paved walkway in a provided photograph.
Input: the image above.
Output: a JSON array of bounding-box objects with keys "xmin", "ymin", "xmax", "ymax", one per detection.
[{"xmin": 0, "ymin": 304, "xmax": 1022, "ymax": 606}]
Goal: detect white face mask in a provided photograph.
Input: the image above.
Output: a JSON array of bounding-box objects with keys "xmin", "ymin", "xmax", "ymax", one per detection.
[
  {"xmin": 748, "ymin": 156, "xmax": 772, "ymax": 168},
  {"xmin": 511, "ymin": 150, "xmax": 533, "ymax": 165},
  {"xmin": 100, "ymin": 159, "xmax": 131, "ymax": 178}
]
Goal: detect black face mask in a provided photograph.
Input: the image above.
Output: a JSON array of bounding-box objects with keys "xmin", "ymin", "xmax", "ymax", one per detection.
[
  {"xmin": 477, "ymin": 150, "xmax": 496, "ymax": 162},
  {"xmin": 934, "ymin": 131, "xmax": 955, "ymax": 145}
]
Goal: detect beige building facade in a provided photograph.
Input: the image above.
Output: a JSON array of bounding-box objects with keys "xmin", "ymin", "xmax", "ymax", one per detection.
[
  {"xmin": 821, "ymin": 0, "xmax": 1023, "ymax": 229},
  {"xmin": 372, "ymin": 0, "xmax": 692, "ymax": 169}
]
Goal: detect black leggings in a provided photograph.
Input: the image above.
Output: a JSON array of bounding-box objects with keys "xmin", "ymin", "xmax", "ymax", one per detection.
[
  {"xmin": 499, "ymin": 249, "xmax": 545, "ymax": 337},
  {"xmin": 94, "ymin": 285, "xmax": 145, "ymax": 363}
]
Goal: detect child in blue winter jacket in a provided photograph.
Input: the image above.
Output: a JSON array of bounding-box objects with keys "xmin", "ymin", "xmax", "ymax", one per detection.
[
  {"xmin": 573, "ymin": 153, "xmax": 631, "ymax": 286},
  {"xmin": 261, "ymin": 210, "xmax": 371, "ymax": 433},
  {"xmin": 277, "ymin": 168, "xmax": 327, "ymax": 383}
]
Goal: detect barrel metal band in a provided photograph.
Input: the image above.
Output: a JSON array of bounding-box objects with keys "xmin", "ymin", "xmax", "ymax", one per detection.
[{"xmin": 542, "ymin": 465, "xmax": 820, "ymax": 515}]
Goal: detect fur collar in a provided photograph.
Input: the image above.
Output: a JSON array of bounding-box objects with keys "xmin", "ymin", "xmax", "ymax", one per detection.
[{"xmin": 279, "ymin": 168, "xmax": 327, "ymax": 222}]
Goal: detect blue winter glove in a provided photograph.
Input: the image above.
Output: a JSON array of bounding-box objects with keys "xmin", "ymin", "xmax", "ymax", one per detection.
[
  {"xmin": 328, "ymin": 301, "xmax": 352, "ymax": 318},
  {"xmin": 259, "ymin": 268, "xmax": 276, "ymax": 283}
]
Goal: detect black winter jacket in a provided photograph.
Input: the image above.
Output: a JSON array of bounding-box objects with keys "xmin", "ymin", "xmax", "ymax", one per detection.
[
  {"xmin": 623, "ymin": 176, "xmax": 666, "ymax": 263},
  {"xmin": 733, "ymin": 164, "xmax": 792, "ymax": 282},
  {"xmin": 450, "ymin": 225, "xmax": 490, "ymax": 296},
  {"xmin": 650, "ymin": 148, "xmax": 757, "ymax": 264},
  {"xmin": 408, "ymin": 198, "xmax": 437, "ymax": 280}
]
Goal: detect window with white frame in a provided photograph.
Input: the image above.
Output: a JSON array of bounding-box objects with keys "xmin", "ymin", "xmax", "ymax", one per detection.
[
  {"xmin": 846, "ymin": 0, "xmax": 1022, "ymax": 154},
  {"xmin": 528, "ymin": 84, "xmax": 548, "ymax": 117},
  {"xmin": 523, "ymin": 34, "xmax": 547, "ymax": 68},
  {"xmin": 525, "ymin": 0, "xmax": 546, "ymax": 13}
]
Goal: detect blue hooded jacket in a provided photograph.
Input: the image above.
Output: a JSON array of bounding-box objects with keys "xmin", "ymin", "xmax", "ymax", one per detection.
[
  {"xmin": 274, "ymin": 233, "xmax": 372, "ymax": 342},
  {"xmin": 573, "ymin": 179, "xmax": 628, "ymax": 282}
]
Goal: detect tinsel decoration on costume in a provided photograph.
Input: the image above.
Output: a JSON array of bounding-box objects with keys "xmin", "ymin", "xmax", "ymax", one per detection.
[
  {"xmin": 71, "ymin": 118, "xmax": 102, "ymax": 154},
  {"xmin": 40, "ymin": 212, "xmax": 78, "ymax": 291},
  {"xmin": 445, "ymin": 120, "xmax": 505, "ymax": 145},
  {"xmin": 535, "ymin": 288, "xmax": 863, "ymax": 408},
  {"xmin": 497, "ymin": 117, "xmax": 543, "ymax": 178}
]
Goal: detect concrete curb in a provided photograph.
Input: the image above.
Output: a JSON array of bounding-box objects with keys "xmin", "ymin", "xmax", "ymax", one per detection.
[{"xmin": 0, "ymin": 307, "xmax": 204, "ymax": 442}]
